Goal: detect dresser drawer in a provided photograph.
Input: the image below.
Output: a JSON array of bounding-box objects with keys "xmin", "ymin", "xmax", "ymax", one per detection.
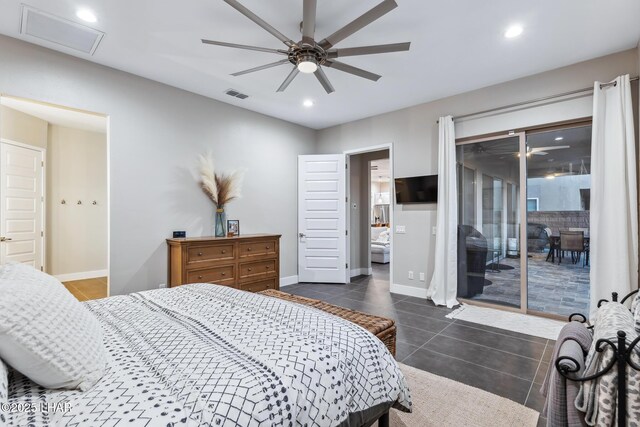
[
  {"xmin": 240, "ymin": 277, "xmax": 278, "ymax": 292},
  {"xmin": 187, "ymin": 244, "xmax": 235, "ymax": 265},
  {"xmin": 187, "ymin": 265, "xmax": 235, "ymax": 284},
  {"xmin": 239, "ymin": 240, "xmax": 277, "ymax": 258},
  {"xmin": 239, "ymin": 259, "xmax": 277, "ymax": 283}
]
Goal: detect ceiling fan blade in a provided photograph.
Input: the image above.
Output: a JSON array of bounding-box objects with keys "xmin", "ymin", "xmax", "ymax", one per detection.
[
  {"xmin": 327, "ymin": 42, "xmax": 410, "ymax": 58},
  {"xmin": 530, "ymin": 145, "xmax": 570, "ymax": 153},
  {"xmin": 223, "ymin": 0, "xmax": 296, "ymax": 47},
  {"xmin": 314, "ymin": 67, "xmax": 335, "ymax": 94},
  {"xmin": 532, "ymin": 151, "xmax": 548, "ymax": 156},
  {"xmin": 201, "ymin": 40, "xmax": 287, "ymax": 55},
  {"xmin": 277, "ymin": 67, "xmax": 300, "ymax": 92},
  {"xmin": 324, "ymin": 60, "xmax": 381, "ymax": 82},
  {"xmin": 318, "ymin": 0, "xmax": 398, "ymax": 49},
  {"xmin": 302, "ymin": 0, "xmax": 317, "ymax": 45},
  {"xmin": 231, "ymin": 59, "xmax": 291, "ymax": 76}
]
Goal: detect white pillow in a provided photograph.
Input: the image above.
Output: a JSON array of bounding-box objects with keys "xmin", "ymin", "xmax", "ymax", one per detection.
[
  {"xmin": 0, "ymin": 263, "xmax": 107, "ymax": 390},
  {"xmin": 377, "ymin": 230, "xmax": 390, "ymax": 243}
]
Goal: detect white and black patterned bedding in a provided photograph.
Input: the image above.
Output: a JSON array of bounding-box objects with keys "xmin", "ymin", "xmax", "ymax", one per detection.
[{"xmin": 5, "ymin": 284, "xmax": 411, "ymax": 426}]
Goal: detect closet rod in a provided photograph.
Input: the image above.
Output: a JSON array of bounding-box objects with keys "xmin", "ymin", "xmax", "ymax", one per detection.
[{"xmin": 438, "ymin": 76, "xmax": 639, "ymax": 123}]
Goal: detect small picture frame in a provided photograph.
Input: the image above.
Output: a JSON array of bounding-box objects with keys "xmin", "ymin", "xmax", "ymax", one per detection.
[{"xmin": 227, "ymin": 220, "xmax": 240, "ymax": 237}]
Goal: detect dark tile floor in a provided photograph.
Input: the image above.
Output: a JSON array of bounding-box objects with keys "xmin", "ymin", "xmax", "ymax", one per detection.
[{"xmin": 285, "ymin": 263, "xmax": 552, "ymax": 426}]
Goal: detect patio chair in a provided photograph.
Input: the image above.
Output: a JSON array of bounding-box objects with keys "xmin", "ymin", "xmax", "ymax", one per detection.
[{"xmin": 559, "ymin": 230, "xmax": 586, "ymax": 266}]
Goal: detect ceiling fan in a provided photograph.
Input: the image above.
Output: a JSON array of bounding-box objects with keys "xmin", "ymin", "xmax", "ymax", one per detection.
[
  {"xmin": 201, "ymin": 0, "xmax": 411, "ymax": 93},
  {"xmin": 522, "ymin": 145, "xmax": 571, "ymax": 157}
]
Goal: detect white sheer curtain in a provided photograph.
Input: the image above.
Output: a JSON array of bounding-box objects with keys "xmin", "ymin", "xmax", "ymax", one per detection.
[
  {"xmin": 428, "ymin": 116, "xmax": 459, "ymax": 308},
  {"xmin": 590, "ymin": 74, "xmax": 638, "ymax": 316}
]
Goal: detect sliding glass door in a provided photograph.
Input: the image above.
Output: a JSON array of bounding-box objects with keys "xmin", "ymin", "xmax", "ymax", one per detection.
[
  {"xmin": 456, "ymin": 125, "xmax": 592, "ymax": 318},
  {"xmin": 456, "ymin": 134, "xmax": 526, "ymax": 311},
  {"xmin": 526, "ymin": 125, "xmax": 592, "ymax": 317}
]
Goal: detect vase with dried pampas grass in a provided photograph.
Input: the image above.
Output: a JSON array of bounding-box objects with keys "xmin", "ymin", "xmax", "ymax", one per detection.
[{"xmin": 198, "ymin": 153, "xmax": 244, "ymax": 237}]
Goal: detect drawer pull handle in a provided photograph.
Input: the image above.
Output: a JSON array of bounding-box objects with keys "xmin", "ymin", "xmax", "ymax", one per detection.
[
  {"xmin": 197, "ymin": 252, "xmax": 203, "ymax": 256},
  {"xmin": 247, "ymin": 247, "xmax": 252, "ymax": 251},
  {"xmin": 266, "ymin": 266, "xmax": 270, "ymax": 269},
  {"xmin": 266, "ymin": 246, "xmax": 270, "ymax": 249},
  {"xmin": 221, "ymin": 250, "xmax": 226, "ymax": 254},
  {"xmin": 198, "ymin": 275, "xmax": 203, "ymax": 279},
  {"xmin": 221, "ymin": 272, "xmax": 226, "ymax": 276},
  {"xmin": 248, "ymin": 268, "xmax": 253, "ymax": 272}
]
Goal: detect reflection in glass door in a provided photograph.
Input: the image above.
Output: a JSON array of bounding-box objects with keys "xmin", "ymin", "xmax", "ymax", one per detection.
[{"xmin": 456, "ymin": 134, "xmax": 525, "ymax": 311}]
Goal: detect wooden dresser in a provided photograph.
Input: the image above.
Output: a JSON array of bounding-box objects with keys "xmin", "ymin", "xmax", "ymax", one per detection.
[{"xmin": 167, "ymin": 234, "xmax": 281, "ymax": 292}]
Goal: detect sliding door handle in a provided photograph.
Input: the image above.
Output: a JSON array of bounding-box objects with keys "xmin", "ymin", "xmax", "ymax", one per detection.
[{"xmin": 299, "ymin": 232, "xmax": 306, "ymax": 238}]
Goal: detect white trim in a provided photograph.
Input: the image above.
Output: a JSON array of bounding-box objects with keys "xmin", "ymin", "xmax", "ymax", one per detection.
[
  {"xmin": 55, "ymin": 269, "xmax": 107, "ymax": 282},
  {"xmin": 350, "ymin": 267, "xmax": 372, "ymax": 277},
  {"xmin": 279, "ymin": 275, "xmax": 299, "ymax": 287},
  {"xmin": 390, "ymin": 283, "xmax": 428, "ymax": 298}
]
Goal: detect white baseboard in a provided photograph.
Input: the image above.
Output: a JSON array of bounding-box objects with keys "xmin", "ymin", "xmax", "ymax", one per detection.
[
  {"xmin": 55, "ymin": 269, "xmax": 108, "ymax": 282},
  {"xmin": 350, "ymin": 267, "xmax": 373, "ymax": 277},
  {"xmin": 279, "ymin": 275, "xmax": 299, "ymax": 287},
  {"xmin": 390, "ymin": 283, "xmax": 428, "ymax": 299}
]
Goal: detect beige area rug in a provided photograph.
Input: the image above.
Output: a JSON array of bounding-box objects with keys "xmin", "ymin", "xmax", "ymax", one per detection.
[{"xmin": 390, "ymin": 363, "xmax": 539, "ymax": 427}]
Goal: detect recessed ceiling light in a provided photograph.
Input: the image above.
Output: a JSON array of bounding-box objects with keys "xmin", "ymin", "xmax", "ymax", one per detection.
[
  {"xmin": 303, "ymin": 99, "xmax": 314, "ymax": 108},
  {"xmin": 76, "ymin": 9, "xmax": 97, "ymax": 23},
  {"xmin": 555, "ymin": 136, "xmax": 564, "ymax": 141},
  {"xmin": 504, "ymin": 25, "xmax": 523, "ymax": 39}
]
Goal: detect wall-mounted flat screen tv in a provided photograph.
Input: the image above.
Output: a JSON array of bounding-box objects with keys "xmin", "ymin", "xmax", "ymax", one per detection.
[{"xmin": 395, "ymin": 175, "xmax": 438, "ymax": 203}]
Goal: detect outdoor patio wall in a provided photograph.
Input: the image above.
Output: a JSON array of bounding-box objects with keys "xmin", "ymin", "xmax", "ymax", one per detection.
[
  {"xmin": 317, "ymin": 48, "xmax": 639, "ymax": 298},
  {"xmin": 528, "ymin": 211, "xmax": 590, "ymax": 235}
]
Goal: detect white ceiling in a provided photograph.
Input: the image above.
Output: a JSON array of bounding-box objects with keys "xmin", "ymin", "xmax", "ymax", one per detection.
[
  {"xmin": 1, "ymin": 96, "xmax": 107, "ymax": 133},
  {"xmin": 0, "ymin": 1, "xmax": 638, "ymax": 130}
]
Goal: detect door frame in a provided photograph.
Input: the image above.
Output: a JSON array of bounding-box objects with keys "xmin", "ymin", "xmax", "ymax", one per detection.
[
  {"xmin": 0, "ymin": 138, "xmax": 46, "ymax": 272},
  {"xmin": 344, "ymin": 143, "xmax": 394, "ymax": 284},
  {"xmin": 456, "ymin": 132, "xmax": 528, "ymax": 314}
]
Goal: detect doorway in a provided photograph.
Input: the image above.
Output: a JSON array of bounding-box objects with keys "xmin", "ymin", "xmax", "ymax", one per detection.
[
  {"xmin": 456, "ymin": 123, "xmax": 592, "ymax": 319},
  {"xmin": 346, "ymin": 146, "xmax": 392, "ymax": 288},
  {"xmin": 0, "ymin": 96, "xmax": 109, "ymax": 300}
]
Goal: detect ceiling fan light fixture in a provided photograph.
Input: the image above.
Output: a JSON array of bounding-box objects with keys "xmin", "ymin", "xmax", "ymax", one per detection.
[{"xmin": 297, "ymin": 56, "xmax": 318, "ymax": 73}]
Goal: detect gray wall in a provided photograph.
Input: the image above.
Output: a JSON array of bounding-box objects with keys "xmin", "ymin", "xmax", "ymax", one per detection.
[
  {"xmin": 0, "ymin": 35, "xmax": 315, "ymax": 295},
  {"xmin": 317, "ymin": 48, "xmax": 639, "ymax": 296},
  {"xmin": 528, "ymin": 175, "xmax": 591, "ymax": 211}
]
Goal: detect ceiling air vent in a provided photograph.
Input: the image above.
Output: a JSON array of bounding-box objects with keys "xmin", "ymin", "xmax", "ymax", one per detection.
[
  {"xmin": 224, "ymin": 89, "xmax": 249, "ymax": 100},
  {"xmin": 21, "ymin": 5, "xmax": 104, "ymax": 55}
]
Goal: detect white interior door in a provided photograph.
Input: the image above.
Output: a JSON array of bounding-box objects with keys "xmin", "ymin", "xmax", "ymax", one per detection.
[
  {"xmin": 298, "ymin": 154, "xmax": 348, "ymax": 283},
  {"xmin": 0, "ymin": 141, "xmax": 44, "ymax": 269}
]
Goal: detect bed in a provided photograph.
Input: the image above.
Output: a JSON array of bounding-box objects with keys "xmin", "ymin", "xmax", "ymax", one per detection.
[{"xmin": 4, "ymin": 283, "xmax": 411, "ymax": 426}]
